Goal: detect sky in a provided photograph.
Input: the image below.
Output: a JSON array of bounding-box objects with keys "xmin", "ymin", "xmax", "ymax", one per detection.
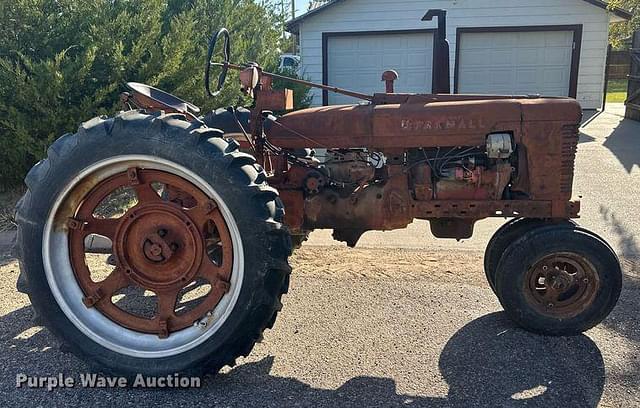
[{"xmin": 295, "ymin": 0, "xmax": 314, "ymax": 17}]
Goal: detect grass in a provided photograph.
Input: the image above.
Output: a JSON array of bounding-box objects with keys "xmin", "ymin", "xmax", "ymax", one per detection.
[{"xmin": 606, "ymin": 79, "xmax": 628, "ymax": 103}]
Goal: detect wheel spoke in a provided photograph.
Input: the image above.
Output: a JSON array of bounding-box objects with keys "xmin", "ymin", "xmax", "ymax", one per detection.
[
  {"xmin": 155, "ymin": 289, "xmax": 179, "ymax": 338},
  {"xmin": 198, "ymin": 258, "xmax": 231, "ymax": 294},
  {"xmin": 542, "ymin": 287, "xmax": 560, "ymax": 302},
  {"xmin": 186, "ymin": 199, "xmax": 218, "ymax": 225},
  {"xmin": 82, "ymin": 267, "xmax": 129, "ymax": 308},
  {"xmin": 156, "ymin": 290, "xmax": 178, "ymax": 319},
  {"xmin": 133, "ymin": 182, "xmax": 161, "ymax": 204},
  {"xmin": 86, "ymin": 218, "xmax": 120, "ymax": 239},
  {"xmin": 127, "ymin": 167, "xmax": 161, "ymax": 204}
]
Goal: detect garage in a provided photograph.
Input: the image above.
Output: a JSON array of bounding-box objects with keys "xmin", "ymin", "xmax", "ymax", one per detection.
[
  {"xmin": 287, "ymin": 0, "xmax": 631, "ymax": 109},
  {"xmin": 325, "ymin": 30, "xmax": 433, "ymax": 105},
  {"xmin": 455, "ymin": 27, "xmax": 581, "ymax": 98}
]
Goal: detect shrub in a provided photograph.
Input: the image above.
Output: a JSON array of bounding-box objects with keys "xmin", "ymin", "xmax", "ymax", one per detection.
[{"xmin": 0, "ymin": 0, "xmax": 308, "ymax": 188}]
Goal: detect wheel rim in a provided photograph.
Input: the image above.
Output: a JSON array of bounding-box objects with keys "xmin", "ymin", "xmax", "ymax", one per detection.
[
  {"xmin": 524, "ymin": 252, "xmax": 600, "ymax": 319},
  {"xmin": 43, "ymin": 156, "xmax": 244, "ymax": 358}
]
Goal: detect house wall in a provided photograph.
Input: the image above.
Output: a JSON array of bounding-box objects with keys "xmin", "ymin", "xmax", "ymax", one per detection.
[{"xmin": 295, "ymin": 0, "xmax": 611, "ymax": 109}]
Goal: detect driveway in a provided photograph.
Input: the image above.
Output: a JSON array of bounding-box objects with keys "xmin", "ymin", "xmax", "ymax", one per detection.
[{"xmin": 0, "ymin": 105, "xmax": 638, "ymax": 407}]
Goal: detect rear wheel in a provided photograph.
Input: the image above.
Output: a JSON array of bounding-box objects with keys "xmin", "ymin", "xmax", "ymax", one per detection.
[
  {"xmin": 495, "ymin": 225, "xmax": 621, "ymax": 335},
  {"xmin": 16, "ymin": 111, "xmax": 291, "ymax": 377}
]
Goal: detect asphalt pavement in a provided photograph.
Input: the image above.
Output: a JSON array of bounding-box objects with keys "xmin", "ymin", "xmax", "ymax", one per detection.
[{"xmin": 0, "ymin": 104, "xmax": 638, "ymax": 407}]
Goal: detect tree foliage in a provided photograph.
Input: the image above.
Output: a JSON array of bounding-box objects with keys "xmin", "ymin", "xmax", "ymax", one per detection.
[
  {"xmin": 609, "ymin": 0, "xmax": 640, "ymax": 48},
  {"xmin": 0, "ymin": 0, "xmax": 308, "ymax": 188}
]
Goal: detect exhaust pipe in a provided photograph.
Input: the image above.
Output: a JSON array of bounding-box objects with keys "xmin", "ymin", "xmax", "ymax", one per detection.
[{"xmin": 423, "ymin": 9, "xmax": 451, "ymax": 94}]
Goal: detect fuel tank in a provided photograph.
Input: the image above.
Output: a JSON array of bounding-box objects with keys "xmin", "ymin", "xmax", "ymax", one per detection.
[{"xmin": 266, "ymin": 96, "xmax": 582, "ymax": 149}]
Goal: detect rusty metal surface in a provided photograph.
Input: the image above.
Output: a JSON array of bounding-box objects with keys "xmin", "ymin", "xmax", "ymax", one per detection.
[
  {"xmin": 123, "ymin": 82, "xmax": 200, "ymax": 120},
  {"xmin": 382, "ymin": 70, "xmax": 398, "ymax": 93},
  {"xmin": 263, "ymin": 91, "xmax": 583, "ymax": 240},
  {"xmin": 259, "ymin": 88, "xmax": 294, "ymax": 111},
  {"xmin": 267, "ymin": 97, "xmax": 580, "ymax": 150},
  {"xmin": 213, "ymin": 61, "xmax": 374, "ymax": 102},
  {"xmin": 68, "ymin": 168, "xmax": 232, "ymax": 337},
  {"xmin": 523, "ymin": 253, "xmax": 600, "ymax": 318}
]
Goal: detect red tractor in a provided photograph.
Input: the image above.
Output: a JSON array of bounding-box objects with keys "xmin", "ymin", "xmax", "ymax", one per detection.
[{"xmin": 15, "ymin": 14, "xmax": 621, "ymax": 377}]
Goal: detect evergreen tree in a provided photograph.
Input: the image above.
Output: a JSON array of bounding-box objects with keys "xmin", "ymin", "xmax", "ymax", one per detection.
[{"xmin": 0, "ymin": 0, "xmax": 309, "ymax": 188}]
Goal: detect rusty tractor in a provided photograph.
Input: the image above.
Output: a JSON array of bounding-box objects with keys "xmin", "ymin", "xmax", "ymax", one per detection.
[{"xmin": 15, "ymin": 11, "xmax": 621, "ymax": 377}]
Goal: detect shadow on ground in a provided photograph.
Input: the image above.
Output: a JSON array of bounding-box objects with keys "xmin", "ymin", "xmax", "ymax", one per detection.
[
  {"xmin": 0, "ymin": 231, "xmax": 16, "ymax": 267},
  {"xmin": 602, "ymin": 117, "xmax": 640, "ymax": 173},
  {"xmin": 0, "ymin": 307, "xmax": 605, "ymax": 407},
  {"xmin": 600, "ymin": 204, "xmax": 640, "ymax": 345},
  {"xmin": 581, "ymin": 109, "xmax": 600, "ymax": 126},
  {"xmin": 596, "ymin": 205, "xmax": 640, "ymax": 390}
]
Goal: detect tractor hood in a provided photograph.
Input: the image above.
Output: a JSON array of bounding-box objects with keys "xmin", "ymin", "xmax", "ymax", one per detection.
[{"xmin": 266, "ymin": 96, "xmax": 582, "ymax": 149}]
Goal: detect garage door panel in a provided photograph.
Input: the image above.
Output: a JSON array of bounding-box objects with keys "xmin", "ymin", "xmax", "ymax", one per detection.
[
  {"xmin": 407, "ymin": 52, "xmax": 429, "ymax": 68},
  {"xmin": 491, "ymin": 69, "xmax": 516, "ymax": 84},
  {"xmin": 332, "ymin": 54, "xmax": 358, "ymax": 67},
  {"xmin": 545, "ymin": 32, "xmax": 573, "ymax": 47},
  {"xmin": 516, "ymin": 48, "xmax": 542, "ymax": 65},
  {"xmin": 405, "ymin": 71, "xmax": 431, "ymax": 87},
  {"xmin": 357, "ymin": 54, "xmax": 381, "ymax": 68},
  {"xmin": 381, "ymin": 54, "xmax": 402, "ymax": 68},
  {"xmin": 380, "ymin": 36, "xmax": 407, "ymax": 49},
  {"xmin": 458, "ymin": 30, "xmax": 574, "ymax": 97},
  {"xmin": 543, "ymin": 71, "xmax": 569, "ymax": 88},
  {"xmin": 458, "ymin": 50, "xmax": 487, "ymax": 66},
  {"xmin": 407, "ymin": 35, "xmax": 431, "ymax": 48},
  {"xmin": 332, "ymin": 37, "xmax": 356, "ymax": 50},
  {"xmin": 544, "ymin": 48, "xmax": 572, "ymax": 64},
  {"xmin": 515, "ymin": 69, "xmax": 539, "ymax": 88},
  {"xmin": 518, "ymin": 33, "xmax": 547, "ymax": 47},
  {"xmin": 462, "ymin": 69, "xmax": 491, "ymax": 86},
  {"xmin": 357, "ymin": 37, "xmax": 380, "ymax": 49},
  {"xmin": 327, "ymin": 32, "xmax": 433, "ymax": 105},
  {"xmin": 491, "ymin": 50, "xmax": 514, "ymax": 65}
]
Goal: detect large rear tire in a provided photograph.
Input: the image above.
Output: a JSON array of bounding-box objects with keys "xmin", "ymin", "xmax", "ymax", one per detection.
[{"xmin": 15, "ymin": 111, "xmax": 292, "ymax": 377}]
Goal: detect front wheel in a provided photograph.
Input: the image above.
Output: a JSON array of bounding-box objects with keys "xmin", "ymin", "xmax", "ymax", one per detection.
[
  {"xmin": 15, "ymin": 111, "xmax": 291, "ymax": 377},
  {"xmin": 495, "ymin": 226, "xmax": 621, "ymax": 336},
  {"xmin": 484, "ymin": 218, "xmax": 576, "ymax": 295}
]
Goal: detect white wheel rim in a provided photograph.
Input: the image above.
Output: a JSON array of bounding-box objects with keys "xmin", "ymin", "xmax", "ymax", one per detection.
[{"xmin": 42, "ymin": 155, "xmax": 244, "ymax": 358}]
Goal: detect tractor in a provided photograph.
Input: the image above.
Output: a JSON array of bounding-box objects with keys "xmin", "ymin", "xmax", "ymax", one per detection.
[{"xmin": 15, "ymin": 11, "xmax": 621, "ymax": 377}]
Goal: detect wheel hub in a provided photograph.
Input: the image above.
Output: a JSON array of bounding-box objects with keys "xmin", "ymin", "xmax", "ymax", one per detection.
[
  {"xmin": 66, "ymin": 167, "xmax": 235, "ymax": 338},
  {"xmin": 115, "ymin": 203, "xmax": 203, "ymax": 291},
  {"xmin": 525, "ymin": 253, "xmax": 600, "ymax": 318}
]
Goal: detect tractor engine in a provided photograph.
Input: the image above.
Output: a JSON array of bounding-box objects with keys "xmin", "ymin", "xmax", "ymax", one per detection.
[
  {"xmin": 407, "ymin": 133, "xmax": 514, "ymax": 201},
  {"xmin": 323, "ymin": 150, "xmax": 378, "ymax": 188},
  {"xmin": 293, "ymin": 133, "xmax": 516, "ymax": 244}
]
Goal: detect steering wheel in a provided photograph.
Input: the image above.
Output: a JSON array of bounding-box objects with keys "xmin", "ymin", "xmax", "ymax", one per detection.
[{"xmin": 205, "ymin": 28, "xmax": 231, "ymax": 97}]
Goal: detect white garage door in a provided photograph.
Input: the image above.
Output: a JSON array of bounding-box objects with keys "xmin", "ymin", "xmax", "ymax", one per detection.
[
  {"xmin": 327, "ymin": 32, "xmax": 433, "ymax": 105},
  {"xmin": 457, "ymin": 30, "xmax": 574, "ymax": 97}
]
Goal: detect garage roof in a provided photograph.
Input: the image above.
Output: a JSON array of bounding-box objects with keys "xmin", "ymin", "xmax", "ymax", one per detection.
[{"xmin": 286, "ymin": 0, "xmax": 632, "ymax": 33}]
